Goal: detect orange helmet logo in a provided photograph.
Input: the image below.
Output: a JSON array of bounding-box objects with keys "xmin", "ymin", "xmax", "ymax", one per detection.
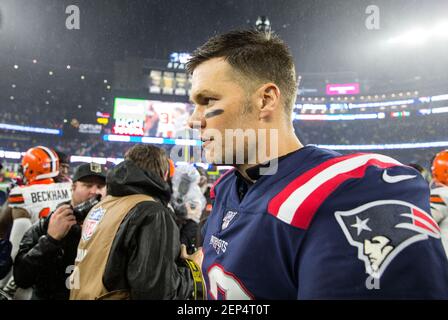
[
  {"xmin": 432, "ymin": 150, "xmax": 448, "ymax": 186},
  {"xmin": 21, "ymin": 146, "xmax": 60, "ymax": 184}
]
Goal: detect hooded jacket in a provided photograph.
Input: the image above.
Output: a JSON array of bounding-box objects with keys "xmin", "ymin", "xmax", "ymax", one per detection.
[{"xmin": 97, "ymin": 160, "xmax": 194, "ymax": 299}]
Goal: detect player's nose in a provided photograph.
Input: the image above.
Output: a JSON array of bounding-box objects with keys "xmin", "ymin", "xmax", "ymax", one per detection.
[{"xmin": 188, "ymin": 107, "xmax": 206, "ymax": 130}]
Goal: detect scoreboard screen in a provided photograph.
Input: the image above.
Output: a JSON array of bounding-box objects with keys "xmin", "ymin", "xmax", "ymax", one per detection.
[
  {"xmin": 326, "ymin": 83, "xmax": 360, "ymax": 95},
  {"xmin": 113, "ymin": 97, "xmax": 194, "ymax": 138},
  {"xmin": 148, "ymin": 70, "xmax": 191, "ymax": 96}
]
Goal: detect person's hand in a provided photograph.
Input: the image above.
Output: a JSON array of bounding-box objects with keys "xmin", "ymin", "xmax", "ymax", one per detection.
[
  {"xmin": 181, "ymin": 244, "xmax": 203, "ymax": 269},
  {"xmin": 47, "ymin": 205, "xmax": 77, "ymax": 241},
  {"xmin": 185, "ymin": 202, "xmax": 202, "ymax": 223}
]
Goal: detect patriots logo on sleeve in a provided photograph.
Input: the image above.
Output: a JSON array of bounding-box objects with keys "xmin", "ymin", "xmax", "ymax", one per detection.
[{"xmin": 335, "ymin": 200, "xmax": 441, "ymax": 279}]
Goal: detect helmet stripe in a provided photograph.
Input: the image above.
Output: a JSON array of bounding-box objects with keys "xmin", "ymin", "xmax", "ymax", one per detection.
[{"xmin": 38, "ymin": 146, "xmax": 58, "ymax": 173}]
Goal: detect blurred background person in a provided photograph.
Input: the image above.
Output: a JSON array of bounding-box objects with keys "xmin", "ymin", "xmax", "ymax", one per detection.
[
  {"xmin": 2, "ymin": 146, "xmax": 72, "ymax": 299},
  {"xmin": 54, "ymin": 150, "xmax": 72, "ymax": 183},
  {"xmin": 171, "ymin": 164, "xmax": 206, "ymax": 253}
]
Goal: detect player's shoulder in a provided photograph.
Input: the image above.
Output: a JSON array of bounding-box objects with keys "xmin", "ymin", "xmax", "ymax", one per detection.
[
  {"xmin": 8, "ymin": 185, "xmax": 25, "ymax": 207},
  {"xmin": 430, "ymin": 183, "xmax": 448, "ymax": 205},
  {"xmin": 430, "ymin": 183, "xmax": 448, "ymax": 194},
  {"xmin": 44, "ymin": 181, "xmax": 71, "ymax": 189},
  {"xmin": 292, "ymin": 153, "xmax": 446, "ymax": 290},
  {"xmin": 8, "ymin": 185, "xmax": 23, "ymax": 195},
  {"xmin": 267, "ymin": 150, "xmax": 424, "ymax": 230}
]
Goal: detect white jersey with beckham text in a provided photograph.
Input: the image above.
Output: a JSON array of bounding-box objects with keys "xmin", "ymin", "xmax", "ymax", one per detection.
[{"xmin": 8, "ymin": 182, "xmax": 72, "ymax": 223}]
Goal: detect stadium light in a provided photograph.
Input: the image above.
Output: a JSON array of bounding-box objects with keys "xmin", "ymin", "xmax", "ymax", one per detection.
[
  {"xmin": 432, "ymin": 21, "xmax": 448, "ymax": 38},
  {"xmin": 0, "ymin": 150, "xmax": 22, "ymax": 159},
  {"xmin": 255, "ymin": 16, "xmax": 271, "ymax": 33},
  {"xmin": 387, "ymin": 21, "xmax": 448, "ymax": 46},
  {"xmin": 388, "ymin": 28, "xmax": 427, "ymax": 46},
  {"xmin": 0, "ymin": 123, "xmax": 61, "ymax": 135}
]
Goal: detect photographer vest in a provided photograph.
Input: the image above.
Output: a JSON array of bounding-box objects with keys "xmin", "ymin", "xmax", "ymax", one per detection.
[{"xmin": 69, "ymin": 194, "xmax": 154, "ymax": 300}]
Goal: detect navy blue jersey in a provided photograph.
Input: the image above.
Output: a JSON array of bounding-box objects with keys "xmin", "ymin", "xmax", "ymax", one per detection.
[{"xmin": 202, "ymin": 146, "xmax": 448, "ymax": 299}]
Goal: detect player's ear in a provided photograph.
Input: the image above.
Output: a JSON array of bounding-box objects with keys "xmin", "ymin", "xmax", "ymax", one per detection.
[{"xmin": 256, "ymin": 83, "xmax": 281, "ymax": 121}]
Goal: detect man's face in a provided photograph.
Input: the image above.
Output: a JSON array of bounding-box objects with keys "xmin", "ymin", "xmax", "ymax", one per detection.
[
  {"xmin": 189, "ymin": 58, "xmax": 257, "ymax": 164},
  {"xmin": 60, "ymin": 163, "xmax": 70, "ymax": 177},
  {"xmin": 71, "ymin": 176, "xmax": 106, "ymax": 206}
]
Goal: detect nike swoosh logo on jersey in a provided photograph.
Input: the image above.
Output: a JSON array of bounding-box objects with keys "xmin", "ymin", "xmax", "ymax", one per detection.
[{"xmin": 382, "ymin": 170, "xmax": 416, "ymax": 183}]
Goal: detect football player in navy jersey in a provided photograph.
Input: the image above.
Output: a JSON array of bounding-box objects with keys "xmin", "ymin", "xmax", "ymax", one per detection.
[{"xmin": 182, "ymin": 30, "xmax": 448, "ymax": 299}]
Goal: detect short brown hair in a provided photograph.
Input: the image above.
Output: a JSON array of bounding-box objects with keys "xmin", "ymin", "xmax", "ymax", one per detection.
[
  {"xmin": 187, "ymin": 30, "xmax": 298, "ymax": 116},
  {"xmin": 124, "ymin": 144, "xmax": 169, "ymax": 180}
]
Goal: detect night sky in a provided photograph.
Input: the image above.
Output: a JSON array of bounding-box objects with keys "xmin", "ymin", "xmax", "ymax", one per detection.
[
  {"xmin": 1, "ymin": 0, "xmax": 447, "ymax": 120},
  {"xmin": 1, "ymin": 0, "xmax": 447, "ymax": 75}
]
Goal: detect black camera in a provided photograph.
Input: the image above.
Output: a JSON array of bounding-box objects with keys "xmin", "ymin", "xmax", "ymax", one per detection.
[{"xmin": 72, "ymin": 194, "xmax": 102, "ymax": 222}]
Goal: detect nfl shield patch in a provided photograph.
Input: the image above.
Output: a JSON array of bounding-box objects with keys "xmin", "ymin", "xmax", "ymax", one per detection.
[{"xmin": 82, "ymin": 206, "xmax": 106, "ymax": 241}]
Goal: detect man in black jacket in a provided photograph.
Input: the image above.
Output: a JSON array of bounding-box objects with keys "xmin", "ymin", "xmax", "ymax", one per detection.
[
  {"xmin": 13, "ymin": 163, "xmax": 106, "ymax": 300},
  {"xmin": 70, "ymin": 144, "xmax": 202, "ymax": 300}
]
